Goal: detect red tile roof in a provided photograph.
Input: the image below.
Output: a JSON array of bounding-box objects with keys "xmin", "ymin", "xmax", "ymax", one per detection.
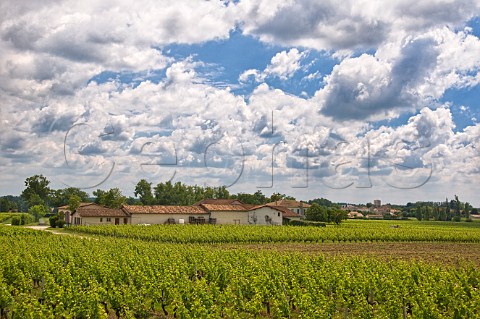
[
  {"xmin": 200, "ymin": 204, "xmax": 249, "ymax": 211},
  {"xmin": 58, "ymin": 202, "xmax": 95, "ymax": 210},
  {"xmin": 123, "ymin": 205, "xmax": 208, "ymax": 214},
  {"xmin": 251, "ymin": 205, "xmax": 301, "ymax": 218},
  {"xmin": 266, "ymin": 199, "xmax": 311, "ymax": 208},
  {"xmin": 73, "ymin": 206, "xmax": 128, "ymax": 217},
  {"xmin": 194, "ymin": 199, "xmax": 244, "ymax": 206}
]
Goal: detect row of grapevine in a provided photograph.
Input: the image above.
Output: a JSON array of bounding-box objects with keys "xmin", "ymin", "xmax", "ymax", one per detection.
[
  {"xmin": 64, "ymin": 221, "xmax": 480, "ymax": 244},
  {"xmin": 1, "ymin": 225, "xmax": 479, "ymax": 318}
]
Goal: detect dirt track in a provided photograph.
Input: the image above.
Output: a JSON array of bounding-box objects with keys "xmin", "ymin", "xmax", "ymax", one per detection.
[{"xmin": 218, "ymin": 242, "xmax": 480, "ymax": 266}]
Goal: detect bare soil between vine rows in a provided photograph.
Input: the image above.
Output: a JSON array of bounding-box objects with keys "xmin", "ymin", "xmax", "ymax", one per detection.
[{"xmin": 217, "ymin": 242, "xmax": 480, "ymax": 266}]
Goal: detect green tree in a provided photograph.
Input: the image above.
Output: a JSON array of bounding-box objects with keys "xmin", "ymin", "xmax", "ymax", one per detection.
[
  {"xmin": 415, "ymin": 206, "xmax": 423, "ymax": 221},
  {"xmin": 21, "ymin": 175, "xmax": 51, "ymax": 207},
  {"xmin": 28, "ymin": 205, "xmax": 49, "ymax": 221},
  {"xmin": 68, "ymin": 195, "xmax": 81, "ymax": 213},
  {"xmin": 305, "ymin": 203, "xmax": 328, "ymax": 222},
  {"xmin": 103, "ymin": 188, "xmax": 126, "ymax": 209},
  {"xmin": 231, "ymin": 190, "xmax": 267, "ymax": 205},
  {"xmin": 464, "ymin": 202, "xmax": 472, "ymax": 219},
  {"xmin": 445, "ymin": 198, "xmax": 451, "ymax": 221},
  {"xmin": 308, "ymin": 197, "xmax": 337, "ymax": 208},
  {"xmin": 270, "ymin": 193, "xmax": 296, "ymax": 202},
  {"xmin": 453, "ymin": 195, "xmax": 462, "ymax": 222},
  {"xmin": 0, "ymin": 197, "xmax": 18, "ymax": 212},
  {"xmin": 49, "ymin": 188, "xmax": 89, "ymax": 207},
  {"xmin": 93, "ymin": 189, "xmax": 107, "ymax": 205},
  {"xmin": 134, "ymin": 179, "xmax": 156, "ymax": 205}
]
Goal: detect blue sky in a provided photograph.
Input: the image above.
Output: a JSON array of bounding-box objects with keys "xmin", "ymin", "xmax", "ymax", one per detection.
[{"xmin": 0, "ymin": 0, "xmax": 479, "ymax": 206}]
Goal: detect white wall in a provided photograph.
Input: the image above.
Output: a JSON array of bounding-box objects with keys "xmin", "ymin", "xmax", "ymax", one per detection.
[
  {"xmin": 248, "ymin": 207, "xmax": 283, "ymax": 225},
  {"xmin": 130, "ymin": 213, "xmax": 210, "ymax": 225},
  {"xmin": 77, "ymin": 216, "xmax": 128, "ymax": 226},
  {"xmin": 209, "ymin": 211, "xmax": 249, "ymax": 225}
]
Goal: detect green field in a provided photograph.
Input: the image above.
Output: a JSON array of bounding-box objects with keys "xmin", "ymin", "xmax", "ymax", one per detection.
[
  {"xmin": 65, "ymin": 219, "xmax": 480, "ymax": 243},
  {"xmin": 0, "ymin": 212, "xmax": 34, "ymax": 225},
  {"xmin": 1, "ymin": 221, "xmax": 480, "ymax": 318}
]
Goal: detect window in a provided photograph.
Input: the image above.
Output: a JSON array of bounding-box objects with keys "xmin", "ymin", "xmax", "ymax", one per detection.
[
  {"xmin": 100, "ymin": 218, "xmax": 103, "ymax": 222},
  {"xmin": 278, "ymin": 212, "xmax": 280, "ymax": 217},
  {"xmin": 106, "ymin": 218, "xmax": 111, "ymax": 222}
]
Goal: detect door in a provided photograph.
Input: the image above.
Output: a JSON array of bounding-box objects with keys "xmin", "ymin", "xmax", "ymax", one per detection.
[{"xmin": 115, "ymin": 218, "xmax": 120, "ymax": 225}]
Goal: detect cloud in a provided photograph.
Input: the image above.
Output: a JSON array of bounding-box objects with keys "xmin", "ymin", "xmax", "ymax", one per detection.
[
  {"xmin": 265, "ymin": 48, "xmax": 307, "ymax": 80},
  {"xmin": 239, "ymin": 48, "xmax": 306, "ymax": 82},
  {"xmin": 315, "ymin": 27, "xmax": 480, "ymax": 121},
  {"xmin": 238, "ymin": 0, "xmax": 480, "ymax": 51},
  {"xmin": 0, "ymin": 0, "xmax": 479, "ymax": 205}
]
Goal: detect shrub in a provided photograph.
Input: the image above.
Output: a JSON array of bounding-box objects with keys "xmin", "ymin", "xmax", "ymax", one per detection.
[
  {"xmin": 20, "ymin": 214, "xmax": 34, "ymax": 225},
  {"xmin": 56, "ymin": 219, "xmax": 66, "ymax": 228},
  {"xmin": 49, "ymin": 215, "xmax": 58, "ymax": 228},
  {"xmin": 288, "ymin": 220, "xmax": 326, "ymax": 227},
  {"xmin": 11, "ymin": 216, "xmax": 21, "ymax": 226}
]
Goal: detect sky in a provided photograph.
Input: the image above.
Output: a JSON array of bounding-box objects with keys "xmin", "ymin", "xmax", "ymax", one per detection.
[{"xmin": 0, "ymin": 0, "xmax": 479, "ymax": 206}]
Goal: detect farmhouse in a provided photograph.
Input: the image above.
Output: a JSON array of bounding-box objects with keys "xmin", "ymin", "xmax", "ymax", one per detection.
[
  {"xmin": 70, "ymin": 203, "xmax": 129, "ymax": 225},
  {"xmin": 265, "ymin": 199, "xmax": 311, "ymax": 217},
  {"xmin": 58, "ymin": 202, "xmax": 92, "ymax": 225},
  {"xmin": 123, "ymin": 205, "xmax": 209, "ymax": 225},
  {"xmin": 64, "ymin": 199, "xmax": 301, "ymax": 226}
]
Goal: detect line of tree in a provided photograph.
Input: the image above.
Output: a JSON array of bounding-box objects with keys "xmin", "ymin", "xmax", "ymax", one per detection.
[
  {"xmin": 409, "ymin": 195, "xmax": 474, "ymax": 222},
  {"xmin": 133, "ymin": 179, "xmax": 297, "ymax": 206},
  {"xmin": 305, "ymin": 203, "xmax": 347, "ymax": 224},
  {"xmin": 7, "ymin": 175, "xmax": 480, "ymax": 225}
]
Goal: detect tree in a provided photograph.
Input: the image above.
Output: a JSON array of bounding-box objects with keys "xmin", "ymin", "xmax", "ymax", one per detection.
[
  {"xmin": 68, "ymin": 195, "xmax": 81, "ymax": 213},
  {"xmin": 309, "ymin": 197, "xmax": 338, "ymax": 208},
  {"xmin": 93, "ymin": 189, "xmax": 107, "ymax": 205},
  {"xmin": 270, "ymin": 193, "xmax": 296, "ymax": 202},
  {"xmin": 453, "ymin": 195, "xmax": 461, "ymax": 222},
  {"xmin": 94, "ymin": 188, "xmax": 126, "ymax": 208},
  {"xmin": 21, "ymin": 175, "xmax": 51, "ymax": 207},
  {"xmin": 0, "ymin": 197, "xmax": 18, "ymax": 212},
  {"xmin": 103, "ymin": 188, "xmax": 126, "ymax": 208},
  {"xmin": 306, "ymin": 203, "xmax": 346, "ymax": 224},
  {"xmin": 415, "ymin": 206, "xmax": 423, "ymax": 221},
  {"xmin": 134, "ymin": 179, "xmax": 156, "ymax": 205},
  {"xmin": 28, "ymin": 205, "xmax": 49, "ymax": 221},
  {"xmin": 49, "ymin": 188, "xmax": 89, "ymax": 207},
  {"xmin": 305, "ymin": 203, "xmax": 328, "ymax": 222},
  {"xmin": 445, "ymin": 198, "xmax": 451, "ymax": 221},
  {"xmin": 464, "ymin": 202, "xmax": 472, "ymax": 219},
  {"xmin": 231, "ymin": 190, "xmax": 267, "ymax": 205}
]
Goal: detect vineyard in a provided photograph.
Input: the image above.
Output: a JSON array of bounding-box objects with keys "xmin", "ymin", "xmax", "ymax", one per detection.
[
  {"xmin": 64, "ymin": 220, "xmax": 480, "ymax": 244},
  {"xmin": 1, "ymin": 224, "xmax": 480, "ymax": 318}
]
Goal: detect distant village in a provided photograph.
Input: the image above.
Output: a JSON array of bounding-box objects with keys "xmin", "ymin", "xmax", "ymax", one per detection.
[{"xmin": 1, "ymin": 175, "xmax": 478, "ymax": 227}]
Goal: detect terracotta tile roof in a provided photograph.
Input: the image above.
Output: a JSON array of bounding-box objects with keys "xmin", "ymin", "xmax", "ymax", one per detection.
[
  {"xmin": 251, "ymin": 205, "xmax": 301, "ymax": 218},
  {"xmin": 200, "ymin": 204, "xmax": 248, "ymax": 211},
  {"xmin": 266, "ymin": 199, "xmax": 311, "ymax": 208},
  {"xmin": 123, "ymin": 205, "xmax": 208, "ymax": 214},
  {"xmin": 58, "ymin": 202, "xmax": 94, "ymax": 210},
  {"xmin": 194, "ymin": 199, "xmax": 244, "ymax": 206},
  {"xmin": 74, "ymin": 206, "xmax": 128, "ymax": 217}
]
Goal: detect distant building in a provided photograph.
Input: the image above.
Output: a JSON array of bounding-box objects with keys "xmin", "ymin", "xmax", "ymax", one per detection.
[
  {"xmin": 373, "ymin": 199, "xmax": 381, "ymax": 207},
  {"xmin": 68, "ymin": 199, "xmax": 302, "ymax": 226},
  {"xmin": 58, "ymin": 202, "xmax": 93, "ymax": 225},
  {"xmin": 265, "ymin": 199, "xmax": 311, "ymax": 217}
]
